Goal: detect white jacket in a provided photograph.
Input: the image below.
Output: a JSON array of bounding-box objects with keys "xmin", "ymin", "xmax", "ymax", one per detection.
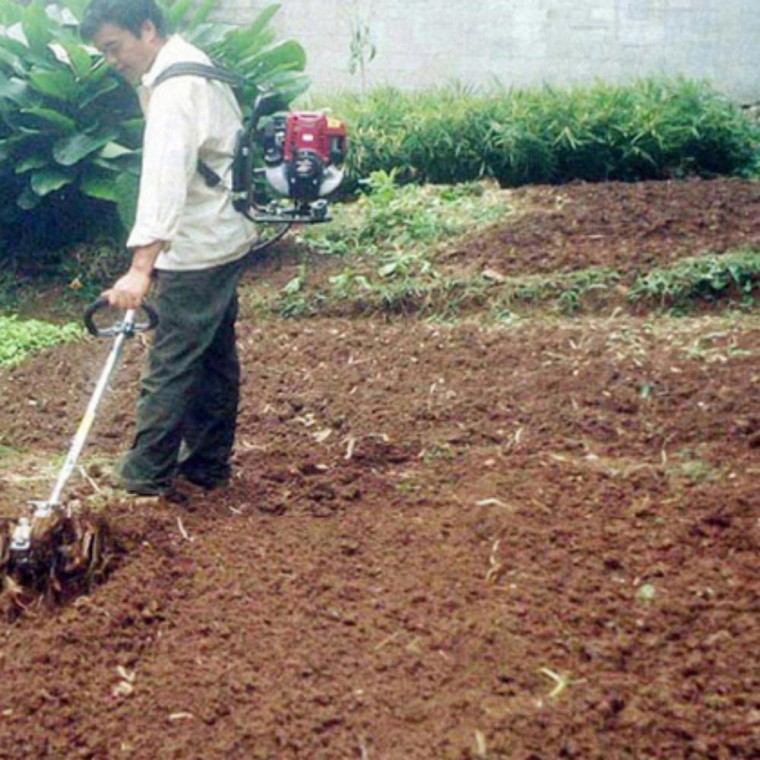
[{"xmin": 127, "ymin": 35, "xmax": 257, "ymax": 271}]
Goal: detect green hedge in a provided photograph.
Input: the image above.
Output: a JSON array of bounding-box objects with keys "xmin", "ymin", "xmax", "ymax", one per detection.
[{"xmin": 328, "ymin": 77, "xmax": 760, "ymax": 187}]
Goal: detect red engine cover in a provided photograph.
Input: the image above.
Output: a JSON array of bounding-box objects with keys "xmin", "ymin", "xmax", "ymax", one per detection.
[{"xmin": 283, "ymin": 112, "xmax": 348, "ymax": 164}]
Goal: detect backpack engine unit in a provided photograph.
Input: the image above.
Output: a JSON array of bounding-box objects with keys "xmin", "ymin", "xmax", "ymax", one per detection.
[
  {"xmin": 232, "ymin": 105, "xmax": 348, "ymax": 223},
  {"xmin": 154, "ymin": 62, "xmax": 348, "ymax": 228},
  {"xmin": 257, "ymin": 111, "xmax": 348, "ymax": 215}
]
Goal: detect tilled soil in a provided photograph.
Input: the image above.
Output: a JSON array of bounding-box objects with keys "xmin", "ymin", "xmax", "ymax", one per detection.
[{"xmin": 0, "ymin": 178, "xmax": 758, "ymax": 759}]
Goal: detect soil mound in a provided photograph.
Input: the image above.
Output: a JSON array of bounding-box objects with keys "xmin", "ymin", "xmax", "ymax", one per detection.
[{"xmin": 0, "ymin": 179, "xmax": 758, "ymax": 759}]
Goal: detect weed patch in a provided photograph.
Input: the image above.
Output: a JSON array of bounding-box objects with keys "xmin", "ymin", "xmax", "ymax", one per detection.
[
  {"xmin": 629, "ymin": 249, "xmax": 760, "ymax": 309},
  {"xmin": 0, "ymin": 315, "xmax": 84, "ymax": 368}
]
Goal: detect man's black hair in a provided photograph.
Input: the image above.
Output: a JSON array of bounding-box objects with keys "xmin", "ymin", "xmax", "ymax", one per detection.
[{"xmin": 80, "ymin": 0, "xmax": 167, "ymax": 40}]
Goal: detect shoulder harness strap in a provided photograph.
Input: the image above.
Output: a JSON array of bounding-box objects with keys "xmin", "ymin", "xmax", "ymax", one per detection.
[
  {"xmin": 152, "ymin": 62, "xmax": 248, "ymax": 188},
  {"xmin": 153, "ymin": 61, "xmax": 247, "ymax": 89}
]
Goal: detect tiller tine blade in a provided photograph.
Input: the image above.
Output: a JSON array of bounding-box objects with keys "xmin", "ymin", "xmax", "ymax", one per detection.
[{"xmin": 0, "ymin": 512, "xmax": 112, "ymax": 616}]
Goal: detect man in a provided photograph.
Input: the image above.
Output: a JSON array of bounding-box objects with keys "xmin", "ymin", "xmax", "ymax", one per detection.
[{"xmin": 81, "ymin": 0, "xmax": 257, "ymax": 497}]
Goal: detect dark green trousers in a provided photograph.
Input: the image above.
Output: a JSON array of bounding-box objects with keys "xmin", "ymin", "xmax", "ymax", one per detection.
[{"xmin": 118, "ymin": 257, "xmax": 245, "ymax": 494}]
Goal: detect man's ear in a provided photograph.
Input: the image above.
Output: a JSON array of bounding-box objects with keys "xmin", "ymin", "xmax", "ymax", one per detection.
[{"xmin": 140, "ymin": 19, "xmax": 161, "ymax": 43}]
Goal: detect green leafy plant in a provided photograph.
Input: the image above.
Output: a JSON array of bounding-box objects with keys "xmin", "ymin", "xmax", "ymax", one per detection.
[
  {"xmin": 0, "ymin": 313, "xmax": 83, "ymax": 367},
  {"xmin": 346, "ymin": 2, "xmax": 376, "ymax": 94},
  {"xmin": 629, "ymin": 249, "xmax": 760, "ymax": 307},
  {"xmin": 328, "ymin": 266, "xmax": 372, "ymax": 299},
  {"xmin": 0, "ymin": 1, "xmax": 308, "ymax": 276},
  {"xmin": 278, "ymin": 264, "xmax": 316, "ymax": 317},
  {"xmin": 0, "ymin": 0, "xmax": 143, "ymax": 260},
  {"xmin": 164, "ymin": 2, "xmax": 308, "ymax": 106}
]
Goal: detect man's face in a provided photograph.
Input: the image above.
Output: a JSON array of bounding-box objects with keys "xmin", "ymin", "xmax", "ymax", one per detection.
[{"xmin": 92, "ymin": 20, "xmax": 161, "ymax": 86}]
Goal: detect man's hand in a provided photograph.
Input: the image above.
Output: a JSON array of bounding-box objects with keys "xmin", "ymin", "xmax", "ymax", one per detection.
[
  {"xmin": 102, "ymin": 241, "xmax": 164, "ymax": 310},
  {"xmin": 103, "ymin": 269, "xmax": 153, "ymax": 310}
]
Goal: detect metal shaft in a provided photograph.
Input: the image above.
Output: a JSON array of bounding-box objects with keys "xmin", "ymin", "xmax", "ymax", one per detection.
[{"xmin": 47, "ymin": 309, "xmax": 136, "ymax": 513}]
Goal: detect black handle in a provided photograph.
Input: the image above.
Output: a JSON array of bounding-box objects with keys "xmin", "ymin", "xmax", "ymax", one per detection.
[{"xmin": 84, "ymin": 297, "xmax": 159, "ymax": 338}]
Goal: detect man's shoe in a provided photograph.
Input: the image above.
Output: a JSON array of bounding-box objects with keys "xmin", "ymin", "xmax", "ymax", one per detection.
[
  {"xmin": 162, "ymin": 484, "xmax": 191, "ymax": 505},
  {"xmin": 178, "ymin": 472, "xmax": 230, "ymax": 491}
]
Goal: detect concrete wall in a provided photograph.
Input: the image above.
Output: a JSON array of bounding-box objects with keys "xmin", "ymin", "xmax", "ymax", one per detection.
[{"xmin": 214, "ymin": 1, "xmax": 760, "ymax": 103}]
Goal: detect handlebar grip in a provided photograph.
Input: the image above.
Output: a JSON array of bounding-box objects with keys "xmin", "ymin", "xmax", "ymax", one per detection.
[
  {"xmin": 83, "ymin": 297, "xmax": 159, "ymax": 337},
  {"xmin": 83, "ymin": 297, "xmax": 108, "ymax": 336}
]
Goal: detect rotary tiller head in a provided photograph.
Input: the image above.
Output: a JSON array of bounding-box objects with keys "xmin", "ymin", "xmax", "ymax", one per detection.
[{"xmin": 0, "ymin": 512, "xmax": 112, "ymax": 616}]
